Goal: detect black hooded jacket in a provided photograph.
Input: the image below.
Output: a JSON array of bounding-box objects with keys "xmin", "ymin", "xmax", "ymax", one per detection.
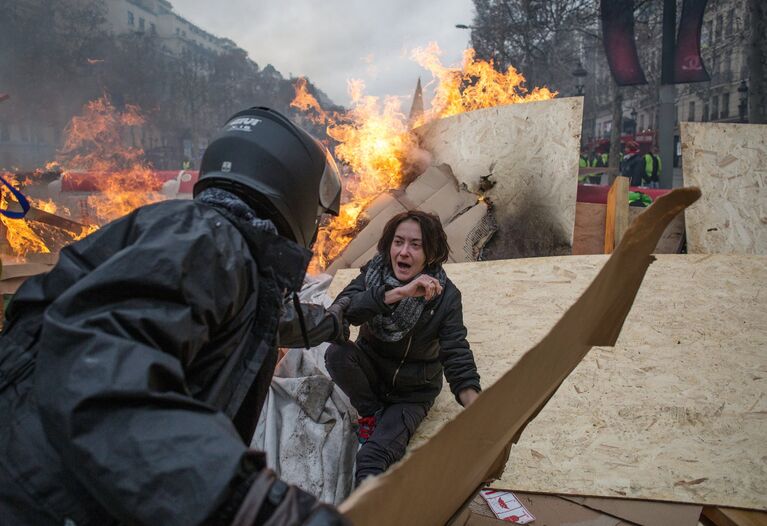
[
  {"xmin": 0, "ymin": 198, "xmax": 334, "ymax": 526},
  {"xmin": 335, "ymin": 263, "xmax": 481, "ymax": 406}
]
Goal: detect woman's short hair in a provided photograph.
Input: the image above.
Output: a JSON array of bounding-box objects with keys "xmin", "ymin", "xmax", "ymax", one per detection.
[{"xmin": 377, "ymin": 210, "xmax": 450, "ymax": 268}]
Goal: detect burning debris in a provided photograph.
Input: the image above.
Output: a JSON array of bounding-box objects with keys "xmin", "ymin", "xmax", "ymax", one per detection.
[
  {"xmin": 292, "ymin": 43, "xmax": 557, "ymax": 273},
  {"xmin": 325, "ymin": 164, "xmax": 496, "ymax": 273},
  {"xmin": 1, "ymin": 44, "xmax": 557, "ymax": 273},
  {"xmin": 0, "ymin": 96, "xmax": 167, "ymax": 260},
  {"xmin": 56, "ymin": 96, "xmax": 167, "ymax": 224}
]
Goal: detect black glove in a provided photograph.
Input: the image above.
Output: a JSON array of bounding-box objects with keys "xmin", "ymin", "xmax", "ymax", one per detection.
[
  {"xmin": 326, "ymin": 296, "xmax": 351, "ymax": 344},
  {"xmin": 231, "ymin": 469, "xmax": 351, "ymax": 526}
]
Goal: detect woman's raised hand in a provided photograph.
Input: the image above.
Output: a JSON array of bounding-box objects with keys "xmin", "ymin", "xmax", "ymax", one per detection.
[{"xmin": 400, "ymin": 274, "xmax": 443, "ymax": 301}]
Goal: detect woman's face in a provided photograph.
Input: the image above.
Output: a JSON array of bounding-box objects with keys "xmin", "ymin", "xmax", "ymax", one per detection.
[{"xmin": 389, "ymin": 219, "xmax": 426, "ymax": 282}]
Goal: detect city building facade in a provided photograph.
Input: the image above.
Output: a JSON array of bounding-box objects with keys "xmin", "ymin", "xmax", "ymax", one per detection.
[
  {"xmin": 581, "ymin": 0, "xmax": 750, "ymax": 150},
  {"xmin": 0, "ymin": 0, "xmax": 245, "ymax": 171}
]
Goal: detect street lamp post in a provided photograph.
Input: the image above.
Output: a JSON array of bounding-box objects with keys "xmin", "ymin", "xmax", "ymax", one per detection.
[
  {"xmin": 738, "ymin": 80, "xmax": 749, "ymax": 123},
  {"xmin": 571, "ymin": 61, "xmax": 587, "ymax": 96}
]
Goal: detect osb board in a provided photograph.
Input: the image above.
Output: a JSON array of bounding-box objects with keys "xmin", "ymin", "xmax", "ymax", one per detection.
[
  {"xmin": 573, "ymin": 202, "xmax": 607, "ymax": 255},
  {"xmin": 413, "ymin": 98, "xmax": 583, "ymax": 260},
  {"xmin": 681, "ymin": 122, "xmax": 767, "ymax": 255},
  {"xmin": 329, "ymin": 255, "xmax": 767, "ymax": 510}
]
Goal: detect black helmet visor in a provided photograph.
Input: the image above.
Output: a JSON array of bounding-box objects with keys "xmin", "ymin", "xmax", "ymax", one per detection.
[{"xmin": 319, "ymin": 151, "xmax": 341, "ymax": 216}]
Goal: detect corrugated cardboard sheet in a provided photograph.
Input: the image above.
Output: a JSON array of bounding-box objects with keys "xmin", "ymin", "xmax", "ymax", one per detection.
[{"xmin": 326, "ymin": 164, "xmax": 493, "ymax": 273}]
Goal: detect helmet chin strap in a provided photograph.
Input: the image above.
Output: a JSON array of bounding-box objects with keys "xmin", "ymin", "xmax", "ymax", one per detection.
[{"xmin": 292, "ymin": 291, "xmax": 311, "ymax": 349}]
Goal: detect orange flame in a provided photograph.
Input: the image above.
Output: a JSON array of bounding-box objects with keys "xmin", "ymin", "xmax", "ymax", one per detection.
[
  {"xmin": 0, "ymin": 179, "xmax": 51, "ymax": 256},
  {"xmin": 410, "ymin": 44, "xmax": 557, "ymax": 125},
  {"xmin": 0, "ymin": 95, "xmax": 163, "ymax": 259},
  {"xmin": 294, "ymin": 79, "xmax": 419, "ymax": 273},
  {"xmin": 296, "ymin": 43, "xmax": 556, "ymax": 273},
  {"xmin": 59, "ymin": 96, "xmax": 165, "ymax": 224}
]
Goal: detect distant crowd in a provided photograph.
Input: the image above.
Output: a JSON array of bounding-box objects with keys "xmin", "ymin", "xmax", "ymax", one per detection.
[{"xmin": 579, "ymin": 142, "xmax": 662, "ymax": 188}]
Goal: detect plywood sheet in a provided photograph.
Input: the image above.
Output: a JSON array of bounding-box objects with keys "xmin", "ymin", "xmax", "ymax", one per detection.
[
  {"xmin": 401, "ymin": 254, "xmax": 766, "ymax": 510},
  {"xmin": 573, "ymin": 202, "xmax": 607, "ymax": 255},
  {"xmin": 573, "ymin": 203, "xmax": 685, "ymax": 255},
  {"xmin": 681, "ymin": 122, "xmax": 767, "ymax": 254},
  {"xmin": 413, "ymin": 98, "xmax": 583, "ymax": 260},
  {"xmin": 605, "ymin": 176, "xmax": 629, "ymax": 253}
]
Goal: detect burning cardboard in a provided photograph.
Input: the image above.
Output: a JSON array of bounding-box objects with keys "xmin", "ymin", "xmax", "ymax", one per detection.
[
  {"xmin": 326, "ymin": 164, "xmax": 495, "ymax": 273},
  {"xmin": 323, "ymin": 96, "xmax": 582, "ymax": 273},
  {"xmin": 293, "ymin": 46, "xmax": 558, "ymax": 273}
]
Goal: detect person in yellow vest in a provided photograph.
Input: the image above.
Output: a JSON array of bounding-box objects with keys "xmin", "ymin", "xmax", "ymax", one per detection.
[
  {"xmin": 590, "ymin": 147, "xmax": 608, "ymax": 184},
  {"xmin": 578, "ymin": 146, "xmax": 590, "ymax": 183},
  {"xmin": 643, "ymin": 146, "xmax": 661, "ymax": 188}
]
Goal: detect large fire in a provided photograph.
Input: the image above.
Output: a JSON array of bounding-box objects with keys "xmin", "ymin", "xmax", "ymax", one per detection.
[
  {"xmin": 295, "ymin": 44, "xmax": 557, "ymax": 272},
  {"xmin": 0, "ymin": 45, "xmax": 555, "ymax": 270},
  {"xmin": 58, "ymin": 96, "xmax": 165, "ymax": 224},
  {"xmin": 0, "ymin": 96, "xmax": 162, "ymax": 258},
  {"xmin": 293, "ymin": 78, "xmax": 420, "ymax": 271}
]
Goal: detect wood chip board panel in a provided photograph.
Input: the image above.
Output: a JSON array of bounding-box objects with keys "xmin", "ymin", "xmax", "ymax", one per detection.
[
  {"xmin": 681, "ymin": 122, "xmax": 767, "ymax": 255},
  {"xmin": 328, "ymin": 254, "xmax": 767, "ymax": 510},
  {"xmin": 413, "ymin": 97, "xmax": 583, "ymax": 259}
]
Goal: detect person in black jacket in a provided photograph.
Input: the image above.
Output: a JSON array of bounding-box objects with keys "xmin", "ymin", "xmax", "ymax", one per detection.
[
  {"xmin": 0, "ymin": 108, "xmax": 350, "ymax": 526},
  {"xmin": 325, "ymin": 210, "xmax": 481, "ymax": 487},
  {"xmin": 620, "ymin": 140, "xmax": 645, "ymax": 186}
]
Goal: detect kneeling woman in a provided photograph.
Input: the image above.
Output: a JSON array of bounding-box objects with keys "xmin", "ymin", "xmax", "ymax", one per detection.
[{"xmin": 326, "ymin": 210, "xmax": 481, "ymax": 486}]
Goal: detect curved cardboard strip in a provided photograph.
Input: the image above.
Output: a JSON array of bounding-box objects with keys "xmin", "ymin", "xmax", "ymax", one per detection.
[{"xmin": 339, "ymin": 187, "xmax": 701, "ymax": 526}]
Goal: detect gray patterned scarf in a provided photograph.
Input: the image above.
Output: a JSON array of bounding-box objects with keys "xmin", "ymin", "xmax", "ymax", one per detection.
[
  {"xmin": 364, "ymin": 252, "xmax": 447, "ymax": 342},
  {"xmin": 195, "ymin": 187, "xmax": 278, "ymax": 234}
]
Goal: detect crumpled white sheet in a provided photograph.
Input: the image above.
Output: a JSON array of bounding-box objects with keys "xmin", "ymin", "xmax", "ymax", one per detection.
[{"xmin": 250, "ymin": 274, "xmax": 358, "ymax": 505}]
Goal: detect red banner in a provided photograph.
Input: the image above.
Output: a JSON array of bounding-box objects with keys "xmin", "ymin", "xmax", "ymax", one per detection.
[
  {"xmin": 601, "ymin": 0, "xmax": 647, "ymax": 86},
  {"xmin": 674, "ymin": 0, "xmax": 710, "ymax": 83}
]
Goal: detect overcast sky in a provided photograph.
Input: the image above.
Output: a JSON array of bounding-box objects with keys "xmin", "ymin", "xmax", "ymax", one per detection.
[{"xmin": 172, "ymin": 0, "xmax": 476, "ymax": 109}]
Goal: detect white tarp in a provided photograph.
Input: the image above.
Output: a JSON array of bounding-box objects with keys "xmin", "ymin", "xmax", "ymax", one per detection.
[{"xmin": 250, "ymin": 274, "xmax": 358, "ymax": 504}]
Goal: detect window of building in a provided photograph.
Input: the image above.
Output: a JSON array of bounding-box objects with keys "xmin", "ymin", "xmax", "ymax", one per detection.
[
  {"xmin": 639, "ymin": 114, "xmax": 645, "ymax": 131},
  {"xmin": 711, "ymin": 95, "xmax": 719, "ymax": 121},
  {"xmin": 706, "ymin": 20, "xmax": 713, "ymax": 46},
  {"xmin": 175, "ymin": 27, "xmax": 180, "ymax": 35},
  {"xmin": 722, "ymin": 92, "xmax": 730, "ymax": 118},
  {"xmin": 0, "ymin": 121, "xmax": 9, "ymax": 142},
  {"xmin": 150, "ymin": 22, "xmax": 156, "ymax": 34},
  {"xmin": 703, "ymin": 103, "xmax": 710, "ymax": 122},
  {"xmin": 688, "ymin": 101, "xmax": 696, "ymax": 121},
  {"xmin": 139, "ymin": 18, "xmax": 145, "ymax": 31},
  {"xmin": 127, "ymin": 10, "xmax": 134, "ymax": 26}
]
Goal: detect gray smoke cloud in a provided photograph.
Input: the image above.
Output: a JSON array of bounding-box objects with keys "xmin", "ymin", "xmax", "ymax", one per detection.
[{"xmin": 172, "ymin": 0, "xmax": 475, "ymax": 108}]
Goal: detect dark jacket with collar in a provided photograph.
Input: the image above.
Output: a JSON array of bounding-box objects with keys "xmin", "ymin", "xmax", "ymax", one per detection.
[
  {"xmin": 0, "ymin": 198, "xmax": 330, "ymax": 526},
  {"xmin": 336, "ymin": 263, "xmax": 481, "ymax": 406}
]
